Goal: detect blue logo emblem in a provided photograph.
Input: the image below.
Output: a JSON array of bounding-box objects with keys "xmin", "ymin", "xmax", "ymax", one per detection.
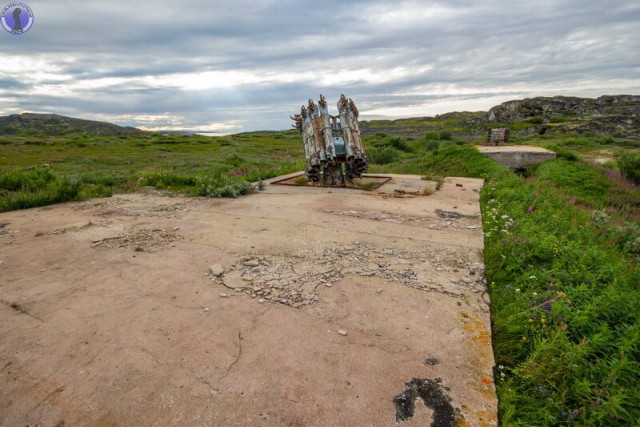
[{"xmin": 1, "ymin": 2, "xmax": 34, "ymax": 34}]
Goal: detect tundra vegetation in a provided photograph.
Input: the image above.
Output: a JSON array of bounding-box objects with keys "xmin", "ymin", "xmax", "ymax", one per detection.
[{"xmin": 1, "ymin": 115, "xmax": 639, "ymax": 425}]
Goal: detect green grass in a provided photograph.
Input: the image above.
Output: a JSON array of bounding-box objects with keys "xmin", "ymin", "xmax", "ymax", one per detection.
[
  {"xmin": 482, "ymin": 165, "xmax": 640, "ymax": 426},
  {"xmin": 0, "ymin": 131, "xmax": 305, "ymax": 206},
  {"xmin": 0, "ymin": 167, "xmax": 81, "ymax": 212}
]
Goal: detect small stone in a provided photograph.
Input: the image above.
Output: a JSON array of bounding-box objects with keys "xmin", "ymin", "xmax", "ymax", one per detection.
[
  {"xmin": 324, "ymin": 283, "xmax": 333, "ymax": 287},
  {"xmin": 470, "ymin": 262, "xmax": 484, "ymax": 272},
  {"xmin": 243, "ymin": 259, "xmax": 260, "ymax": 267},
  {"xmin": 337, "ymin": 329, "xmax": 348, "ymax": 336},
  {"xmin": 209, "ymin": 264, "xmax": 225, "ymax": 277},
  {"xmin": 482, "ymin": 292, "xmax": 491, "ymax": 305},
  {"xmin": 258, "ymin": 298, "xmax": 266, "ymax": 304},
  {"xmin": 376, "ymin": 288, "xmax": 384, "ymax": 294},
  {"xmin": 219, "ymin": 293, "xmax": 229, "ymax": 298}
]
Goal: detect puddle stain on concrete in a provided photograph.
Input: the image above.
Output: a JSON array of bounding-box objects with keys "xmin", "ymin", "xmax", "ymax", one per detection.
[{"xmin": 393, "ymin": 377, "xmax": 464, "ymax": 426}]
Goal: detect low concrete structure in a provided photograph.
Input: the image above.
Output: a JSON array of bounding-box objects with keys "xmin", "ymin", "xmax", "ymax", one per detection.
[{"xmin": 476, "ymin": 145, "xmax": 556, "ymax": 170}]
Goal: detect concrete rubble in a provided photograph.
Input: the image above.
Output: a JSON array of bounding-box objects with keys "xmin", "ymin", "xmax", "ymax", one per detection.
[{"xmin": 212, "ymin": 242, "xmax": 488, "ymax": 310}]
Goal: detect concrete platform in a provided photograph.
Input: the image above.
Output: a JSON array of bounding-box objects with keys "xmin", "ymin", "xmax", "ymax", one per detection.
[{"xmin": 0, "ymin": 174, "xmax": 497, "ymax": 426}]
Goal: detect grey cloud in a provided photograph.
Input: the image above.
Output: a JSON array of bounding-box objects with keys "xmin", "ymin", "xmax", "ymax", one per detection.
[{"xmin": 0, "ymin": 0, "xmax": 637, "ymax": 131}]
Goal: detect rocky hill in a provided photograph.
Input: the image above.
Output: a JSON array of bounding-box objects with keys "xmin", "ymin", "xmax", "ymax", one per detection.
[
  {"xmin": 0, "ymin": 113, "xmax": 144, "ymax": 136},
  {"xmin": 487, "ymin": 95, "xmax": 640, "ymax": 137},
  {"xmin": 361, "ymin": 95, "xmax": 639, "ymax": 138}
]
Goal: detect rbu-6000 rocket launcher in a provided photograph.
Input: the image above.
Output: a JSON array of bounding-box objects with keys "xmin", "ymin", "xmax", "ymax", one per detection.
[{"xmin": 291, "ymin": 94, "xmax": 369, "ymax": 186}]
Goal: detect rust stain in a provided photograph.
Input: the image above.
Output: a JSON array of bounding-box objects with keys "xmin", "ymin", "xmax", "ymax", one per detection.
[{"xmin": 458, "ymin": 311, "xmax": 498, "ymax": 427}]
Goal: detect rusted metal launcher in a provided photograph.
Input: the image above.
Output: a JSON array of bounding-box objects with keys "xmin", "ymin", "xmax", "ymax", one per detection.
[{"xmin": 291, "ymin": 94, "xmax": 369, "ymax": 186}]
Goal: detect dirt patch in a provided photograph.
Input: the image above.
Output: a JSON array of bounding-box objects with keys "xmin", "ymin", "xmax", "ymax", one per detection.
[{"xmin": 0, "ymin": 174, "xmax": 497, "ymax": 426}]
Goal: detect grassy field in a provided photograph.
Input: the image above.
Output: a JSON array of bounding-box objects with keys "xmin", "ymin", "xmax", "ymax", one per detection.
[
  {"xmin": 0, "ymin": 131, "xmax": 305, "ymax": 209},
  {"xmin": 1, "ymin": 127, "xmax": 639, "ymax": 426}
]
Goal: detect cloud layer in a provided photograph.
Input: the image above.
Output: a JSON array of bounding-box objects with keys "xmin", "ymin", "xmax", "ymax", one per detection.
[{"xmin": 1, "ymin": 0, "xmax": 639, "ymax": 132}]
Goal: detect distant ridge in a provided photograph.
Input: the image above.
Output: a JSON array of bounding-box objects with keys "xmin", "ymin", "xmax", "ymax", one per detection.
[
  {"xmin": 0, "ymin": 113, "xmax": 145, "ymax": 136},
  {"xmin": 2, "ymin": 95, "xmax": 638, "ymax": 138},
  {"xmin": 360, "ymin": 95, "xmax": 640, "ymax": 138}
]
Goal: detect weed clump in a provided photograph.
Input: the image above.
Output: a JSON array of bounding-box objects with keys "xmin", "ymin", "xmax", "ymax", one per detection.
[
  {"xmin": 195, "ymin": 173, "xmax": 252, "ymax": 198},
  {"xmin": 421, "ymin": 173, "xmax": 444, "ymax": 190}
]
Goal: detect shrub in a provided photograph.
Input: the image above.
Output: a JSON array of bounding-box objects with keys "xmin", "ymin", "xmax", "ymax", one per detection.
[
  {"xmin": 618, "ymin": 153, "xmax": 640, "ymax": 184},
  {"xmin": 424, "ymin": 130, "xmax": 440, "ymax": 140},
  {"xmin": 387, "ymin": 137, "xmax": 412, "ymax": 152},
  {"xmin": 439, "ymin": 130, "xmax": 452, "ymax": 140},
  {"xmin": 0, "ymin": 168, "xmax": 81, "ymax": 212},
  {"xmin": 425, "ymin": 139, "xmax": 440, "ymax": 152},
  {"xmin": 367, "ymin": 147, "xmax": 399, "ymax": 164}
]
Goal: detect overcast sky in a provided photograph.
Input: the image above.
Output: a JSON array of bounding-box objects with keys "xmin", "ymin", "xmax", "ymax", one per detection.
[{"xmin": 1, "ymin": 0, "xmax": 638, "ymax": 133}]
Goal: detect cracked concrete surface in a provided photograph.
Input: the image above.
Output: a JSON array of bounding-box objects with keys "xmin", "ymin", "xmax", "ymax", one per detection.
[{"xmin": 0, "ymin": 174, "xmax": 497, "ymax": 426}]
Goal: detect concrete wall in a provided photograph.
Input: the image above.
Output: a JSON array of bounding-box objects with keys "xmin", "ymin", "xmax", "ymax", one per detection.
[
  {"xmin": 483, "ymin": 151, "xmax": 556, "ymax": 170},
  {"xmin": 476, "ymin": 146, "xmax": 557, "ymax": 170}
]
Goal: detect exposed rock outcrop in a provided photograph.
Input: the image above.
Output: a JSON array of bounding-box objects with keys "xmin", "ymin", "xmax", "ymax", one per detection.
[{"xmin": 487, "ymin": 95, "xmax": 640, "ymax": 137}]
